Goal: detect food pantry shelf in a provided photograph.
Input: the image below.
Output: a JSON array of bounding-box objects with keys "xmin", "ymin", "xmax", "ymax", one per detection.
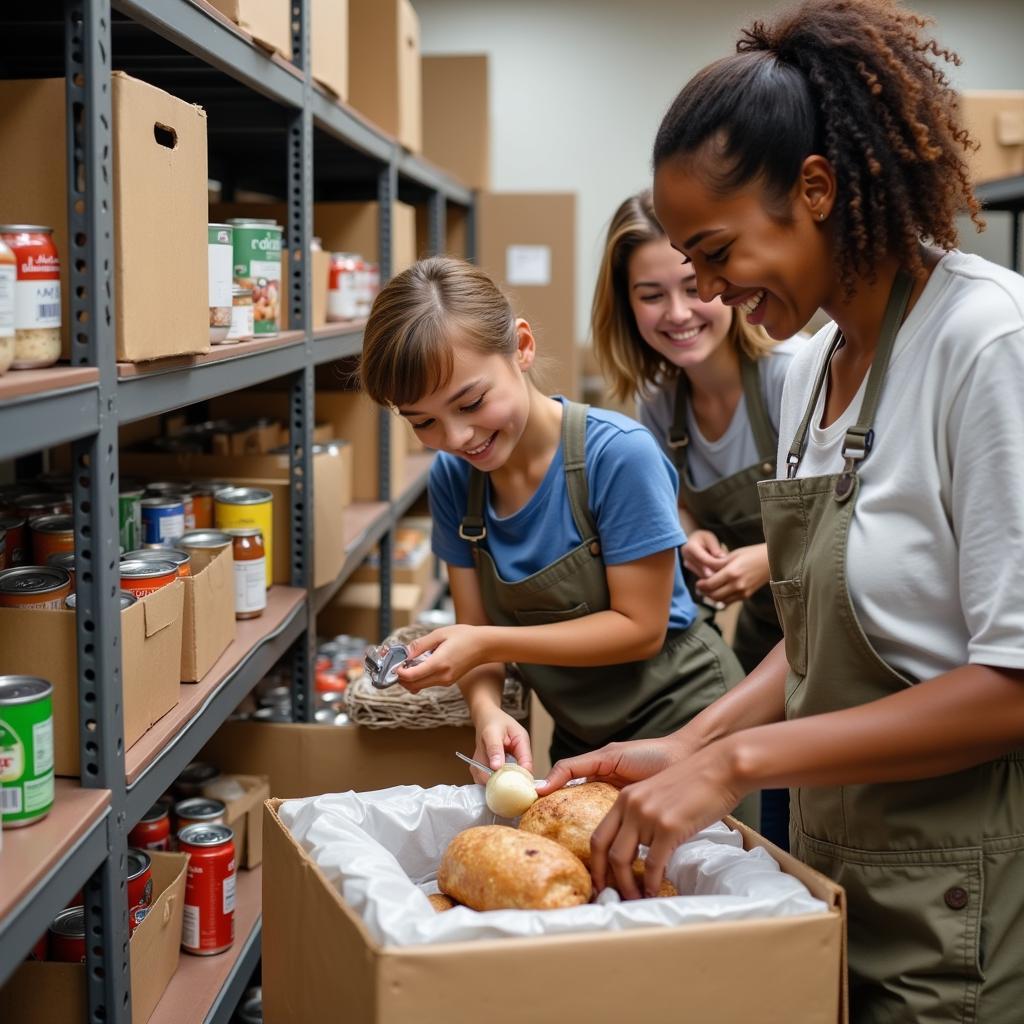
[
  {"xmin": 311, "ymin": 322, "xmax": 365, "ymax": 365},
  {"xmin": 0, "ymin": 368, "xmax": 100, "ymax": 462},
  {"xmin": 124, "ymin": 587, "xmax": 306, "ymax": 823},
  {"xmin": 0, "ymin": 783, "xmax": 111, "ymax": 987},
  {"xmin": 146, "ymin": 865, "xmax": 262, "ymax": 1024},
  {"xmin": 397, "ymin": 151, "xmax": 474, "ymax": 207}
]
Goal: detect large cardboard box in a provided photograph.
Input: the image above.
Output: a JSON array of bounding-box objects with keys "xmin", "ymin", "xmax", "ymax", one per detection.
[
  {"xmin": 422, "ymin": 55, "xmax": 489, "ymax": 189},
  {"xmin": 262, "ymin": 803, "xmax": 846, "ymax": 1023},
  {"xmin": 312, "ymin": 0, "xmax": 348, "ymax": 100},
  {"xmin": 0, "ymin": 582, "xmax": 183, "ymax": 776},
  {"xmin": 0, "ymin": 74, "xmax": 208, "ymax": 363},
  {"xmin": 318, "ymin": 580, "xmax": 421, "ymax": 641},
  {"xmin": 477, "ymin": 192, "xmax": 579, "ymax": 399},
  {"xmin": 208, "ymin": 0, "xmax": 291, "ymax": 59},
  {"xmin": 201, "ymin": 720, "xmax": 476, "ymax": 797},
  {"xmin": 180, "ymin": 544, "xmax": 236, "ymax": 682},
  {"xmin": 961, "ymin": 90, "xmax": 1024, "ymax": 183},
  {"xmin": 0, "ymin": 851, "xmax": 188, "ymax": 1024},
  {"xmin": 349, "ymin": 0, "xmax": 422, "ymax": 153}
]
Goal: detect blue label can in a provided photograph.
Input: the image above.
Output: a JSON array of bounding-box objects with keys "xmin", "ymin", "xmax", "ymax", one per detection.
[{"xmin": 140, "ymin": 497, "xmax": 185, "ymax": 545}]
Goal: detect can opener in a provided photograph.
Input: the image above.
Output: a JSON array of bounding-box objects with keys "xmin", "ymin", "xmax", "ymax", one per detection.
[{"xmin": 363, "ymin": 642, "xmax": 431, "ymax": 689}]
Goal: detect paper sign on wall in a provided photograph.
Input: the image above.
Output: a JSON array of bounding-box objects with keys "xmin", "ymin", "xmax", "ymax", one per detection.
[{"xmin": 506, "ymin": 245, "xmax": 551, "ymax": 286}]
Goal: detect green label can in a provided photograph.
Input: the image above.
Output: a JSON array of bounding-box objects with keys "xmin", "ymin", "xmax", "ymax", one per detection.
[
  {"xmin": 119, "ymin": 489, "xmax": 144, "ymax": 551},
  {"xmin": 227, "ymin": 219, "xmax": 282, "ymax": 338},
  {"xmin": 0, "ymin": 675, "xmax": 54, "ymax": 827}
]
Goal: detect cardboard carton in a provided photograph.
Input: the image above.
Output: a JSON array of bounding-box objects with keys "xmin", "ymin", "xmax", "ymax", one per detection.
[
  {"xmin": 203, "ymin": 773, "xmax": 270, "ymax": 869},
  {"xmin": 351, "ymin": 523, "xmax": 434, "ymax": 590},
  {"xmin": 0, "ymin": 851, "xmax": 188, "ymax": 1024},
  {"xmin": 317, "ymin": 580, "xmax": 421, "ymax": 641},
  {"xmin": 312, "ymin": 246, "xmax": 332, "ymax": 327},
  {"xmin": 180, "ymin": 544, "xmax": 236, "ymax": 682},
  {"xmin": 0, "ymin": 74, "xmax": 209, "ymax": 362},
  {"xmin": 0, "ymin": 582, "xmax": 184, "ymax": 776},
  {"xmin": 312, "ymin": 0, "xmax": 349, "ymax": 100},
  {"xmin": 960, "ymin": 90, "xmax": 1024, "ymax": 183},
  {"xmin": 422, "ymin": 55, "xmax": 489, "ymax": 189},
  {"xmin": 208, "ymin": 0, "xmax": 292, "ymax": 59}
]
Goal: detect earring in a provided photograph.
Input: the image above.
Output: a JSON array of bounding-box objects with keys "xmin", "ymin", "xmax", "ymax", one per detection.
[{"xmin": 819, "ymin": 212, "xmax": 825, "ymax": 221}]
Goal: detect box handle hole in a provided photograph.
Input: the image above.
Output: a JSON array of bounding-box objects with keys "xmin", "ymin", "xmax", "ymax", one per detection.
[{"xmin": 154, "ymin": 123, "xmax": 178, "ymax": 149}]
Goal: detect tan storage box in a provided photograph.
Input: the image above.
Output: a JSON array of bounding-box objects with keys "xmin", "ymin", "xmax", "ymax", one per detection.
[
  {"xmin": 349, "ymin": 0, "xmax": 421, "ymax": 153},
  {"xmin": 0, "ymin": 582, "xmax": 183, "ymax": 777},
  {"xmin": 262, "ymin": 803, "xmax": 846, "ymax": 1024},
  {"xmin": 352, "ymin": 521, "xmax": 433, "ymax": 590},
  {"xmin": 318, "ymin": 580, "xmax": 421, "ymax": 641},
  {"xmin": 312, "ymin": 246, "xmax": 332, "ymax": 327},
  {"xmin": 477, "ymin": 192, "xmax": 579, "ymax": 399},
  {"xmin": 0, "ymin": 851, "xmax": 188, "ymax": 1024},
  {"xmin": 961, "ymin": 90, "xmax": 1024, "ymax": 183},
  {"xmin": 0, "ymin": 74, "xmax": 209, "ymax": 362},
  {"xmin": 208, "ymin": 0, "xmax": 291, "ymax": 59},
  {"xmin": 180, "ymin": 544, "xmax": 237, "ymax": 682},
  {"xmin": 312, "ymin": 0, "xmax": 349, "ymax": 100},
  {"xmin": 422, "ymin": 55, "xmax": 489, "ymax": 189}
]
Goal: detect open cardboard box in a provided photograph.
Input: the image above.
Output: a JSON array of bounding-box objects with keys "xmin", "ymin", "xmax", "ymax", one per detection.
[
  {"xmin": 262, "ymin": 802, "xmax": 847, "ymax": 1023},
  {"xmin": 181, "ymin": 543, "xmax": 236, "ymax": 682},
  {"xmin": 204, "ymin": 773, "xmax": 271, "ymax": 869},
  {"xmin": 0, "ymin": 582, "xmax": 184, "ymax": 776},
  {"xmin": 0, "ymin": 851, "xmax": 188, "ymax": 1024},
  {"xmin": 317, "ymin": 580, "xmax": 422, "ymax": 641}
]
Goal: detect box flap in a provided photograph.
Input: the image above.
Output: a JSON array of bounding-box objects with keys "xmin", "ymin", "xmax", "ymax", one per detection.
[{"xmin": 142, "ymin": 578, "xmax": 184, "ymax": 638}]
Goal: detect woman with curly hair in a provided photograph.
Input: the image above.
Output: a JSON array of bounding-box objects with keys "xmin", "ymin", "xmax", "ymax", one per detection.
[{"xmin": 543, "ymin": 1, "xmax": 1024, "ymax": 1017}]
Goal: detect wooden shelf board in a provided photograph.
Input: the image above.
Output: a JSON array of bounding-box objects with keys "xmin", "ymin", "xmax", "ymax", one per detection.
[
  {"xmin": 0, "ymin": 365, "xmax": 98, "ymax": 402},
  {"xmin": 116, "ymin": 331, "xmax": 305, "ymax": 379}
]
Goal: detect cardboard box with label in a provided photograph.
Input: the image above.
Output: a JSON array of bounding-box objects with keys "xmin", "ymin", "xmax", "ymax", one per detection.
[
  {"xmin": 0, "ymin": 73, "xmax": 209, "ymax": 362},
  {"xmin": 422, "ymin": 55, "xmax": 489, "ymax": 190},
  {"xmin": 318, "ymin": 580, "xmax": 421, "ymax": 642},
  {"xmin": 0, "ymin": 851, "xmax": 188, "ymax": 1024},
  {"xmin": 180, "ymin": 544, "xmax": 237, "ymax": 682},
  {"xmin": 961, "ymin": 90, "xmax": 1024, "ymax": 183},
  {"xmin": 0, "ymin": 582, "xmax": 184, "ymax": 776},
  {"xmin": 207, "ymin": 0, "xmax": 291, "ymax": 59}
]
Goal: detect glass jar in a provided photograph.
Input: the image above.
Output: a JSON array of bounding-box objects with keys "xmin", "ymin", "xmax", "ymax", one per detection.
[
  {"xmin": 0, "ymin": 226, "xmax": 61, "ymax": 369},
  {"xmin": 228, "ymin": 527, "xmax": 266, "ymax": 619}
]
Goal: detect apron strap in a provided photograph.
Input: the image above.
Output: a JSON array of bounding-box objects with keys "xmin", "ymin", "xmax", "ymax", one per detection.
[
  {"xmin": 460, "ymin": 469, "xmax": 487, "ymax": 542},
  {"xmin": 667, "ymin": 373, "xmax": 690, "ymax": 472},
  {"xmin": 740, "ymin": 350, "xmax": 778, "ymax": 465},
  {"xmin": 562, "ymin": 400, "xmax": 600, "ymax": 543}
]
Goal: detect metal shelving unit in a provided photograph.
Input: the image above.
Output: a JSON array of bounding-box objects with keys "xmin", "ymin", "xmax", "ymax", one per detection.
[
  {"xmin": 0, "ymin": 1, "xmax": 473, "ymax": 1020},
  {"xmin": 976, "ymin": 173, "xmax": 1024, "ymax": 273}
]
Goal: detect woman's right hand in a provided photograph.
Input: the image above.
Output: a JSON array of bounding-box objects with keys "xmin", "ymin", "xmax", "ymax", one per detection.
[
  {"xmin": 681, "ymin": 529, "xmax": 727, "ymax": 579},
  {"xmin": 469, "ymin": 705, "xmax": 533, "ymax": 784}
]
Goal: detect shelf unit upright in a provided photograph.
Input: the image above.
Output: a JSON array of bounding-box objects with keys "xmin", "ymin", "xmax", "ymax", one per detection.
[{"xmin": 0, "ymin": 1, "xmax": 474, "ymax": 1021}]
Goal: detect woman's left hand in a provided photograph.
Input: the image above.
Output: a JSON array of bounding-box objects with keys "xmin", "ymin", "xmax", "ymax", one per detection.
[
  {"xmin": 696, "ymin": 543, "xmax": 771, "ymax": 605},
  {"xmin": 394, "ymin": 624, "xmax": 490, "ymax": 691}
]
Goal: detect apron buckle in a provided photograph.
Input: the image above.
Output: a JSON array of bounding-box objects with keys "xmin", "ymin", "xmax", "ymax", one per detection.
[
  {"xmin": 786, "ymin": 453, "xmax": 800, "ymax": 480},
  {"xmin": 459, "ymin": 518, "xmax": 487, "ymax": 542},
  {"xmin": 667, "ymin": 433, "xmax": 689, "ymax": 449}
]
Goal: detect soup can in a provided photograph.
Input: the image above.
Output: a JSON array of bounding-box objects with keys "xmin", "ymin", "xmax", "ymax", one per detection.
[
  {"xmin": 48, "ymin": 906, "xmax": 86, "ymax": 963},
  {"xmin": 128, "ymin": 802, "xmax": 172, "ymax": 852},
  {"xmin": 0, "ymin": 676, "xmax": 54, "ymax": 828},
  {"xmin": 146, "ymin": 483, "xmax": 195, "ymax": 532},
  {"xmin": 173, "ymin": 761, "xmax": 220, "ymax": 800},
  {"xmin": 237, "ymin": 987, "xmax": 263, "ymax": 1024},
  {"xmin": 123, "ymin": 547, "xmax": 191, "ymax": 578},
  {"xmin": 29, "ymin": 513, "xmax": 74, "ymax": 565},
  {"xmin": 0, "ymin": 566, "xmax": 71, "ymax": 610},
  {"xmin": 214, "ymin": 487, "xmax": 273, "ymax": 587},
  {"xmin": 175, "ymin": 529, "xmax": 232, "ymax": 573},
  {"xmin": 0, "ymin": 516, "xmax": 27, "ymax": 566},
  {"xmin": 119, "ymin": 559, "xmax": 177, "ymax": 599},
  {"xmin": 15, "ymin": 493, "xmax": 69, "ymax": 520},
  {"xmin": 208, "ymin": 223, "xmax": 234, "ymax": 344},
  {"xmin": 189, "ymin": 485, "xmax": 217, "ymax": 530},
  {"xmin": 140, "ymin": 497, "xmax": 185, "ymax": 546},
  {"xmin": 46, "ymin": 551, "xmax": 76, "ymax": 592},
  {"xmin": 179, "ymin": 823, "xmax": 236, "ymax": 955},
  {"xmin": 227, "ymin": 219, "xmax": 282, "ymax": 338},
  {"xmin": 65, "ymin": 591, "xmax": 137, "ymax": 612},
  {"xmin": 127, "ymin": 848, "xmax": 154, "ymax": 932},
  {"xmin": 119, "ymin": 488, "xmax": 144, "ymax": 552},
  {"xmin": 174, "ymin": 797, "xmax": 226, "ymax": 831}
]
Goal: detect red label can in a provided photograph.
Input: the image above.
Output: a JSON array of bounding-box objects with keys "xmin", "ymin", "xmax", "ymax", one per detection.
[
  {"xmin": 179, "ymin": 823, "xmax": 236, "ymax": 955},
  {"xmin": 0, "ymin": 517, "xmax": 28, "ymax": 566},
  {"xmin": 128, "ymin": 802, "xmax": 171, "ymax": 852},
  {"xmin": 48, "ymin": 906, "xmax": 86, "ymax": 963},
  {"xmin": 119, "ymin": 558, "xmax": 177, "ymax": 599},
  {"xmin": 127, "ymin": 848, "xmax": 154, "ymax": 933}
]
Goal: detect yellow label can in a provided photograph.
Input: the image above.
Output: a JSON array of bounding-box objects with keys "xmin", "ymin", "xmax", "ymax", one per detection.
[{"xmin": 214, "ymin": 487, "xmax": 274, "ymax": 587}]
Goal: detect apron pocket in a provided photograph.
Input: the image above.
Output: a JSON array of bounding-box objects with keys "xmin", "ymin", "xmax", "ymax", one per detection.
[
  {"xmin": 769, "ymin": 577, "xmax": 806, "ymax": 676},
  {"xmin": 514, "ymin": 601, "xmax": 591, "ymax": 626}
]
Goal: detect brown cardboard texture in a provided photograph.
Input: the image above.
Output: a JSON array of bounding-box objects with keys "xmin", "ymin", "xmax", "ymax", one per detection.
[
  {"xmin": 0, "ymin": 582, "xmax": 183, "ymax": 776},
  {"xmin": 312, "ymin": 245, "xmax": 332, "ymax": 327},
  {"xmin": 422, "ymin": 55, "xmax": 489, "ymax": 189},
  {"xmin": 478, "ymin": 192, "xmax": 579, "ymax": 399},
  {"xmin": 312, "ymin": 0, "xmax": 349, "ymax": 100},
  {"xmin": 201, "ymin": 720, "xmax": 476, "ymax": 797},
  {"xmin": 0, "ymin": 851, "xmax": 187, "ymax": 1024},
  {"xmin": 415, "ymin": 201, "xmax": 471, "ymax": 262},
  {"xmin": 318, "ymin": 580, "xmax": 421, "ymax": 640},
  {"xmin": 208, "ymin": 0, "xmax": 292, "ymax": 58},
  {"xmin": 349, "ymin": 0, "xmax": 422, "ymax": 153},
  {"xmin": 262, "ymin": 802, "xmax": 846, "ymax": 1024},
  {"xmin": 961, "ymin": 90, "xmax": 1024, "ymax": 183},
  {"xmin": 202, "ymin": 773, "xmax": 271, "ymax": 868},
  {"xmin": 0, "ymin": 74, "xmax": 209, "ymax": 362},
  {"xmin": 180, "ymin": 544, "xmax": 237, "ymax": 682}
]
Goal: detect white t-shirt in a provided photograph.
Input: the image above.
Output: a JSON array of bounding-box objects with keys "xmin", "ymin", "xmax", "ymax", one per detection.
[
  {"xmin": 638, "ymin": 337, "xmax": 803, "ymax": 488},
  {"xmin": 777, "ymin": 251, "xmax": 1024, "ymax": 682}
]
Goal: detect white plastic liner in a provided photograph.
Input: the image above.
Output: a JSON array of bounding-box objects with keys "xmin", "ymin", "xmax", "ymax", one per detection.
[{"xmin": 279, "ymin": 784, "xmax": 828, "ymax": 947}]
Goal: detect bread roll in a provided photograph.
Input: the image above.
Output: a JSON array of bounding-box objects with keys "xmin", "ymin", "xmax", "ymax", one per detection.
[
  {"xmin": 427, "ymin": 892, "xmax": 458, "ymax": 912},
  {"xmin": 632, "ymin": 859, "xmax": 678, "ymax": 898},
  {"xmin": 518, "ymin": 782, "xmax": 619, "ymax": 864},
  {"xmin": 438, "ymin": 825, "xmax": 592, "ymax": 911}
]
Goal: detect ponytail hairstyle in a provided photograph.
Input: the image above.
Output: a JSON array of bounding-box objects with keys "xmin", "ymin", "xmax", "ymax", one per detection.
[
  {"xmin": 591, "ymin": 190, "xmax": 775, "ymax": 404},
  {"xmin": 653, "ymin": 0, "xmax": 983, "ymax": 295},
  {"xmin": 360, "ymin": 256, "xmax": 519, "ymax": 409}
]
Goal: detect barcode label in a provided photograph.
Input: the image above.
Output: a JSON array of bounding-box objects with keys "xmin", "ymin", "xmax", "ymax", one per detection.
[
  {"xmin": 37, "ymin": 303, "xmax": 60, "ymax": 319},
  {"xmin": 1, "ymin": 787, "xmax": 22, "ymax": 813}
]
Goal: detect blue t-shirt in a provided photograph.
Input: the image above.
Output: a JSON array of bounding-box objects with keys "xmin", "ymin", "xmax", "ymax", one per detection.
[{"xmin": 429, "ymin": 399, "xmax": 697, "ymax": 631}]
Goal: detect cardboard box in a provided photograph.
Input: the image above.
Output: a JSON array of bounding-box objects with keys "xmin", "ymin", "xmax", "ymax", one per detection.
[
  {"xmin": 262, "ymin": 803, "xmax": 846, "ymax": 1024},
  {"xmin": 208, "ymin": 0, "xmax": 291, "ymax": 59},
  {"xmin": 0, "ymin": 582, "xmax": 183, "ymax": 776},
  {"xmin": 180, "ymin": 544, "xmax": 236, "ymax": 682},
  {"xmin": 477, "ymin": 192, "xmax": 579, "ymax": 399},
  {"xmin": 352, "ymin": 524, "xmax": 433, "ymax": 590},
  {"xmin": 312, "ymin": 0, "xmax": 348, "ymax": 100},
  {"xmin": 415, "ymin": 201, "xmax": 472, "ymax": 262},
  {"xmin": 349, "ymin": 0, "xmax": 422, "ymax": 153},
  {"xmin": 312, "ymin": 246, "xmax": 332, "ymax": 327},
  {"xmin": 0, "ymin": 851, "xmax": 188, "ymax": 1024},
  {"xmin": 201, "ymin": 720, "xmax": 476, "ymax": 797},
  {"xmin": 204, "ymin": 773, "xmax": 270, "ymax": 869},
  {"xmin": 0, "ymin": 74, "xmax": 209, "ymax": 362},
  {"xmin": 318, "ymin": 580, "xmax": 421, "ymax": 641},
  {"xmin": 422, "ymin": 55, "xmax": 489, "ymax": 189},
  {"xmin": 961, "ymin": 90, "xmax": 1024, "ymax": 183}
]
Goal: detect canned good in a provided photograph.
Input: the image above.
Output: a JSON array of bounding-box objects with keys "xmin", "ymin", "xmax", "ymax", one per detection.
[
  {"xmin": 226, "ymin": 527, "xmax": 266, "ymax": 620},
  {"xmin": 128, "ymin": 802, "xmax": 172, "ymax": 852},
  {"xmin": 48, "ymin": 906, "xmax": 86, "ymax": 963},
  {"xmin": 15, "ymin": 492, "xmax": 69, "ymax": 520},
  {"xmin": 0, "ymin": 237, "xmax": 14, "ymax": 374},
  {"xmin": 140, "ymin": 497, "xmax": 185, "ymax": 546},
  {"xmin": 0, "ymin": 226, "xmax": 61, "ymax": 369},
  {"xmin": 127, "ymin": 848, "xmax": 154, "ymax": 932},
  {"xmin": 119, "ymin": 489, "xmax": 144, "ymax": 552},
  {"xmin": 123, "ymin": 547, "xmax": 191, "ymax": 578},
  {"xmin": 237, "ymin": 986, "xmax": 263, "ymax": 1024},
  {"xmin": 208, "ymin": 223, "xmax": 234, "ymax": 344},
  {"xmin": 119, "ymin": 558, "xmax": 177, "ymax": 599},
  {"xmin": 0, "ymin": 527, "xmax": 5, "ymax": 570},
  {"xmin": 228, "ymin": 220, "xmax": 282, "ymax": 338},
  {"xmin": 146, "ymin": 483, "xmax": 195, "ymax": 532},
  {"xmin": 225, "ymin": 284, "xmax": 254, "ymax": 343},
  {"xmin": 174, "ymin": 761, "xmax": 220, "ymax": 799},
  {"xmin": 0, "ymin": 566, "xmax": 71, "ymax": 610},
  {"xmin": 179, "ymin": 823, "xmax": 236, "ymax": 955},
  {"xmin": 26, "ymin": 933, "xmax": 48, "ymax": 962},
  {"xmin": 189, "ymin": 485, "xmax": 217, "ymax": 530},
  {"xmin": 0, "ymin": 676, "xmax": 54, "ymax": 828},
  {"xmin": 46, "ymin": 551, "xmax": 76, "ymax": 591},
  {"xmin": 0, "ymin": 517, "xmax": 27, "ymax": 566},
  {"xmin": 175, "ymin": 530, "xmax": 232, "ymax": 573},
  {"xmin": 29, "ymin": 513, "xmax": 74, "ymax": 565},
  {"xmin": 175, "ymin": 797, "xmax": 227, "ymax": 831},
  {"xmin": 64, "ymin": 591, "xmax": 137, "ymax": 611},
  {"xmin": 251, "ymin": 706, "xmax": 290, "ymax": 722},
  {"xmin": 327, "ymin": 252, "xmax": 362, "ymax": 321},
  {"xmin": 214, "ymin": 487, "xmax": 273, "ymax": 587}
]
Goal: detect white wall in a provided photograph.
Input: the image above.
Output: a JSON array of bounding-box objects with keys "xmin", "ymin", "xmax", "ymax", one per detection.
[{"xmin": 417, "ymin": 0, "xmax": 1024, "ymax": 342}]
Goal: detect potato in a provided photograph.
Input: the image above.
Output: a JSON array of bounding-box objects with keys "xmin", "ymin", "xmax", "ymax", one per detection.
[
  {"xmin": 485, "ymin": 763, "xmax": 538, "ymax": 818},
  {"xmin": 518, "ymin": 782, "xmax": 620, "ymax": 865}
]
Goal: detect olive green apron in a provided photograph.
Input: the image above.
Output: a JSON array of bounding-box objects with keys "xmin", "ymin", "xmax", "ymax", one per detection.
[
  {"xmin": 759, "ymin": 270, "xmax": 1024, "ymax": 1023},
  {"xmin": 461, "ymin": 400, "xmax": 757, "ymax": 824},
  {"xmin": 668, "ymin": 353, "xmax": 782, "ymax": 673}
]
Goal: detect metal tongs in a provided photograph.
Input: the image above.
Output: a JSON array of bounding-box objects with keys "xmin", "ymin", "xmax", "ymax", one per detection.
[
  {"xmin": 363, "ymin": 642, "xmax": 430, "ymax": 689},
  {"xmin": 455, "ymin": 751, "xmax": 583, "ymax": 787}
]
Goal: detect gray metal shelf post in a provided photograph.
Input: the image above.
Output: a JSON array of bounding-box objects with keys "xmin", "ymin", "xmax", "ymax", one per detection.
[
  {"xmin": 427, "ymin": 190, "xmax": 447, "ymax": 256},
  {"xmin": 65, "ymin": 1, "xmax": 132, "ymax": 1021}
]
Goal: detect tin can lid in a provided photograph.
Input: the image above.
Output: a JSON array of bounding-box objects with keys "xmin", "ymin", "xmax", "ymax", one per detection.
[
  {"xmin": 176, "ymin": 530, "xmax": 233, "ymax": 548},
  {"xmin": 140, "ymin": 496, "xmax": 184, "ymax": 510},
  {"xmin": 49, "ymin": 905, "xmax": 85, "ymax": 937},
  {"xmin": 178, "ymin": 823, "xmax": 234, "ymax": 847},
  {"xmin": 208, "ymin": 222, "xmax": 233, "ymax": 230},
  {"xmin": 0, "ymin": 675, "xmax": 53, "ymax": 704},
  {"xmin": 0, "ymin": 565, "xmax": 70, "ymax": 595},
  {"xmin": 16, "ymin": 492, "xmax": 64, "ymax": 508},
  {"xmin": 127, "ymin": 848, "xmax": 152, "ymax": 879},
  {"xmin": 0, "ymin": 225, "xmax": 54, "ymax": 234},
  {"xmin": 0, "ymin": 516, "xmax": 26, "ymax": 530},
  {"xmin": 226, "ymin": 218, "xmax": 281, "ymax": 228},
  {"xmin": 47, "ymin": 551, "xmax": 77, "ymax": 570},
  {"xmin": 174, "ymin": 797, "xmax": 226, "ymax": 819},
  {"xmin": 214, "ymin": 486, "xmax": 273, "ymax": 506},
  {"xmin": 120, "ymin": 559, "xmax": 177, "ymax": 579},
  {"xmin": 177, "ymin": 761, "xmax": 219, "ymax": 786},
  {"xmin": 139, "ymin": 801, "xmax": 169, "ymax": 824},
  {"xmin": 65, "ymin": 591, "xmax": 139, "ymax": 611},
  {"xmin": 119, "ymin": 487, "xmax": 146, "ymax": 499},
  {"xmin": 123, "ymin": 548, "xmax": 190, "ymax": 567},
  {"xmin": 29, "ymin": 513, "xmax": 74, "ymax": 534}
]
